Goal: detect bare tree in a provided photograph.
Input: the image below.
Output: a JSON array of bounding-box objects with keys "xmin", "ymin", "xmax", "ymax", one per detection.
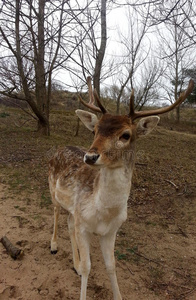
[
  {"xmin": 67, "ymin": 0, "xmax": 111, "ymax": 97},
  {"xmin": 110, "ymin": 3, "xmax": 161, "ymax": 114},
  {"xmin": 93, "ymin": 0, "xmax": 107, "ymax": 96},
  {"xmin": 146, "ymin": 0, "xmax": 196, "ymax": 46},
  {"xmin": 0, "ymin": 0, "xmax": 92, "ymax": 135},
  {"xmin": 131, "ymin": 58, "xmax": 164, "ymax": 110},
  {"xmin": 156, "ymin": 2, "xmax": 195, "ymax": 121}
]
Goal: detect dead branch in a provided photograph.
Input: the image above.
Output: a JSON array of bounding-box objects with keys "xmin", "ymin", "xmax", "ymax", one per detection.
[
  {"xmin": 0, "ymin": 236, "xmax": 24, "ymax": 260},
  {"xmin": 177, "ymin": 224, "xmax": 188, "ymax": 238},
  {"xmin": 135, "ymin": 162, "xmax": 148, "ymax": 166},
  {"xmin": 165, "ymin": 179, "xmax": 179, "ymax": 190},
  {"xmin": 132, "ymin": 249, "xmax": 187, "ymax": 277}
]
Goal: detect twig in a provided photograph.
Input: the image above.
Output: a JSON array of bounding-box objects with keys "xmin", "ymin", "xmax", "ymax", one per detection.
[
  {"xmin": 133, "ymin": 250, "xmax": 163, "ymax": 266},
  {"xmin": 127, "ymin": 266, "xmax": 135, "ymax": 275},
  {"xmin": 178, "ymin": 183, "xmax": 188, "ymax": 196},
  {"xmin": 14, "ymin": 119, "xmax": 32, "ymax": 128},
  {"xmin": 1, "ymin": 97, "xmax": 37, "ymax": 120},
  {"xmin": 165, "ymin": 179, "xmax": 179, "ymax": 190},
  {"xmin": 131, "ymin": 250, "xmax": 186, "ymax": 277},
  {"xmin": 169, "ymin": 216, "xmax": 188, "ymax": 238},
  {"xmin": 177, "ymin": 224, "xmax": 188, "ymax": 238}
]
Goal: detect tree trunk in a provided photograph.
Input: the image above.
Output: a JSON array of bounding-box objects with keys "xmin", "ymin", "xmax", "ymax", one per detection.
[
  {"xmin": 93, "ymin": 0, "xmax": 107, "ymax": 97},
  {"xmin": 116, "ymin": 73, "xmax": 132, "ymax": 114},
  {"xmin": 37, "ymin": 118, "xmax": 50, "ymax": 135},
  {"xmin": 15, "ymin": 0, "xmax": 50, "ymax": 135},
  {"xmin": 176, "ymin": 106, "xmax": 180, "ymax": 123},
  {"xmin": 35, "ymin": 0, "xmax": 49, "ymax": 135}
]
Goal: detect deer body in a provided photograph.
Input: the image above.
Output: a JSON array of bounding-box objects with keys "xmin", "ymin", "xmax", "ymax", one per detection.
[
  {"xmin": 49, "ymin": 113, "xmax": 159, "ymax": 300},
  {"xmin": 50, "ymin": 143, "xmax": 134, "ymax": 230},
  {"xmin": 49, "ymin": 78, "xmax": 194, "ymax": 300},
  {"xmin": 49, "ymin": 147, "xmax": 130, "ymax": 233}
]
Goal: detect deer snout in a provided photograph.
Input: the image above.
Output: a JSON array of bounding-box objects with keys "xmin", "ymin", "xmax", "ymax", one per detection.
[{"xmin": 84, "ymin": 153, "xmax": 100, "ymax": 165}]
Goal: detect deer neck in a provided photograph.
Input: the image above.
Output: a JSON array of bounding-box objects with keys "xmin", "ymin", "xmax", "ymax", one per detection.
[{"xmin": 95, "ymin": 146, "xmax": 135, "ymax": 208}]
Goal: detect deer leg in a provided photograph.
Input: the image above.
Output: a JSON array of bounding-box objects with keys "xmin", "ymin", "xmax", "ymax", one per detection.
[
  {"xmin": 100, "ymin": 232, "xmax": 122, "ymax": 300},
  {"xmin": 51, "ymin": 206, "xmax": 60, "ymax": 254},
  {"xmin": 68, "ymin": 214, "xmax": 80, "ymax": 275},
  {"xmin": 75, "ymin": 229, "xmax": 91, "ymax": 300}
]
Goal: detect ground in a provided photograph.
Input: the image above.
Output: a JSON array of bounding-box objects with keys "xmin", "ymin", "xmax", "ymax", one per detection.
[{"xmin": 0, "ymin": 107, "xmax": 196, "ymax": 300}]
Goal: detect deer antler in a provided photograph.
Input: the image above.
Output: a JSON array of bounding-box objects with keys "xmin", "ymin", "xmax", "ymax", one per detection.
[
  {"xmin": 79, "ymin": 77, "xmax": 107, "ymax": 114},
  {"xmin": 129, "ymin": 79, "xmax": 194, "ymax": 120}
]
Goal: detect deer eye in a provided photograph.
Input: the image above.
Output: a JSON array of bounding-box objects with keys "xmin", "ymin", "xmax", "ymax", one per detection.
[{"xmin": 120, "ymin": 133, "xmax": 131, "ymax": 141}]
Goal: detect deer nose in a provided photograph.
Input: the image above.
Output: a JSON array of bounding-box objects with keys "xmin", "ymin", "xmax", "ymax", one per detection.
[{"xmin": 84, "ymin": 153, "xmax": 100, "ymax": 165}]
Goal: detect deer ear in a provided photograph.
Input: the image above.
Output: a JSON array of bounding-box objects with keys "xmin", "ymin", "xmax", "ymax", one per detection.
[
  {"xmin": 136, "ymin": 116, "xmax": 160, "ymax": 137},
  {"xmin": 75, "ymin": 109, "xmax": 98, "ymax": 132}
]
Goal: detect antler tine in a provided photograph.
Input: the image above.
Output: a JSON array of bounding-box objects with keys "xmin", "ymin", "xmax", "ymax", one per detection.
[
  {"xmin": 131, "ymin": 79, "xmax": 194, "ymax": 121},
  {"xmin": 78, "ymin": 76, "xmax": 107, "ymax": 114},
  {"xmin": 93, "ymin": 89, "xmax": 107, "ymax": 114},
  {"xmin": 87, "ymin": 76, "xmax": 95, "ymax": 105},
  {"xmin": 78, "ymin": 95, "xmax": 102, "ymax": 113}
]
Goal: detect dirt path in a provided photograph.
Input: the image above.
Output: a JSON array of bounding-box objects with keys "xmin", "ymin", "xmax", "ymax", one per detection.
[
  {"xmin": 1, "ymin": 181, "xmax": 196, "ymax": 300},
  {"xmin": 0, "ymin": 182, "xmax": 161, "ymax": 300},
  {"xmin": 0, "ymin": 183, "xmax": 80, "ymax": 300}
]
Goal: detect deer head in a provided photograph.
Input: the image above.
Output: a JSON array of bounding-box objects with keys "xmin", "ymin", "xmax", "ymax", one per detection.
[{"xmin": 76, "ymin": 77, "xmax": 194, "ymax": 168}]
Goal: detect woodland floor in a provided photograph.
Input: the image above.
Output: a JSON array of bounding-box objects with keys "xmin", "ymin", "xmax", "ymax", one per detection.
[{"xmin": 0, "ymin": 106, "xmax": 196, "ymax": 300}]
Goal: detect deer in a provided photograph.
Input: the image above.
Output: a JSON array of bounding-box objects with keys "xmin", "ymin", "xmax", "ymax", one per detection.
[{"xmin": 48, "ymin": 77, "xmax": 194, "ymax": 300}]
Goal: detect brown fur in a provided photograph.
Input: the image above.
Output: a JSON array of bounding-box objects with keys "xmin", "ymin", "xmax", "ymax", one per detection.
[{"xmin": 49, "ymin": 111, "xmax": 160, "ymax": 300}]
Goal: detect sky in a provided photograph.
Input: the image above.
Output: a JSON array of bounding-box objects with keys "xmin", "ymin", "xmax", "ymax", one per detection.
[
  {"xmin": 54, "ymin": 4, "xmax": 132, "ymax": 91},
  {"xmin": 53, "ymin": 1, "xmax": 195, "ymax": 105},
  {"xmin": 55, "ymin": 3, "xmax": 159, "ymax": 94}
]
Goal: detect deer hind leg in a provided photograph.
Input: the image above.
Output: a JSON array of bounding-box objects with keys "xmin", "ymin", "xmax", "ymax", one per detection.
[
  {"xmin": 68, "ymin": 214, "xmax": 80, "ymax": 275},
  {"xmin": 51, "ymin": 206, "xmax": 60, "ymax": 254},
  {"xmin": 100, "ymin": 232, "xmax": 122, "ymax": 300}
]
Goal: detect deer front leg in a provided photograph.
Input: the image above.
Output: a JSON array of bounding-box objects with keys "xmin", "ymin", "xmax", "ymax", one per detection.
[
  {"xmin": 75, "ymin": 228, "xmax": 91, "ymax": 300},
  {"xmin": 68, "ymin": 213, "xmax": 80, "ymax": 275},
  {"xmin": 100, "ymin": 232, "xmax": 122, "ymax": 300},
  {"xmin": 51, "ymin": 206, "xmax": 60, "ymax": 254}
]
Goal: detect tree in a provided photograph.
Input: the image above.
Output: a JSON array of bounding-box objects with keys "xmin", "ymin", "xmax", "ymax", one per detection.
[
  {"xmin": 0, "ymin": 0, "xmax": 92, "ymax": 135},
  {"xmin": 93, "ymin": 0, "xmax": 107, "ymax": 96},
  {"xmin": 155, "ymin": 1, "xmax": 196, "ymax": 121},
  {"xmin": 108, "ymin": 3, "xmax": 164, "ymax": 114},
  {"xmin": 146, "ymin": 0, "xmax": 196, "ymax": 46},
  {"xmin": 67, "ymin": 0, "xmax": 109, "ymax": 97},
  {"xmin": 183, "ymin": 67, "xmax": 196, "ymax": 105}
]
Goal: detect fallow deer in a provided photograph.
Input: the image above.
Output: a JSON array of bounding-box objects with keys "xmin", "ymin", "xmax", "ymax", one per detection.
[{"xmin": 49, "ymin": 78, "xmax": 194, "ymax": 300}]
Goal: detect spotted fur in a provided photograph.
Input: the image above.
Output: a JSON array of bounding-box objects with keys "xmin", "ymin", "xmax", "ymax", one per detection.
[{"xmin": 49, "ymin": 112, "xmax": 159, "ymax": 300}]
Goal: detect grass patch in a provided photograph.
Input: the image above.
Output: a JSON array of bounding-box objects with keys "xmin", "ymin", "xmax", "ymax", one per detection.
[
  {"xmin": 14, "ymin": 205, "xmax": 26, "ymax": 212},
  {"xmin": 115, "ymin": 250, "xmax": 127, "ymax": 261},
  {"xmin": 0, "ymin": 112, "xmax": 10, "ymax": 118},
  {"xmin": 40, "ymin": 192, "xmax": 51, "ymax": 209},
  {"xmin": 115, "ymin": 246, "xmax": 140, "ymax": 263}
]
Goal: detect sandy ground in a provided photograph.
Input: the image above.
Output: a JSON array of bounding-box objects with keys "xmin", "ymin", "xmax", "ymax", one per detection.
[
  {"xmin": 1, "ymin": 181, "xmax": 196, "ymax": 300},
  {"xmin": 0, "ymin": 108, "xmax": 196, "ymax": 300},
  {"xmin": 0, "ymin": 183, "xmax": 157, "ymax": 300}
]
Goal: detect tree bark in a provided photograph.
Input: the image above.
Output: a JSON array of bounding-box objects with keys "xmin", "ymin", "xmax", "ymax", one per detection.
[
  {"xmin": 176, "ymin": 106, "xmax": 180, "ymax": 123},
  {"xmin": 35, "ymin": 0, "xmax": 49, "ymax": 135},
  {"xmin": 93, "ymin": 0, "xmax": 107, "ymax": 97},
  {"xmin": 15, "ymin": 0, "xmax": 49, "ymax": 135}
]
